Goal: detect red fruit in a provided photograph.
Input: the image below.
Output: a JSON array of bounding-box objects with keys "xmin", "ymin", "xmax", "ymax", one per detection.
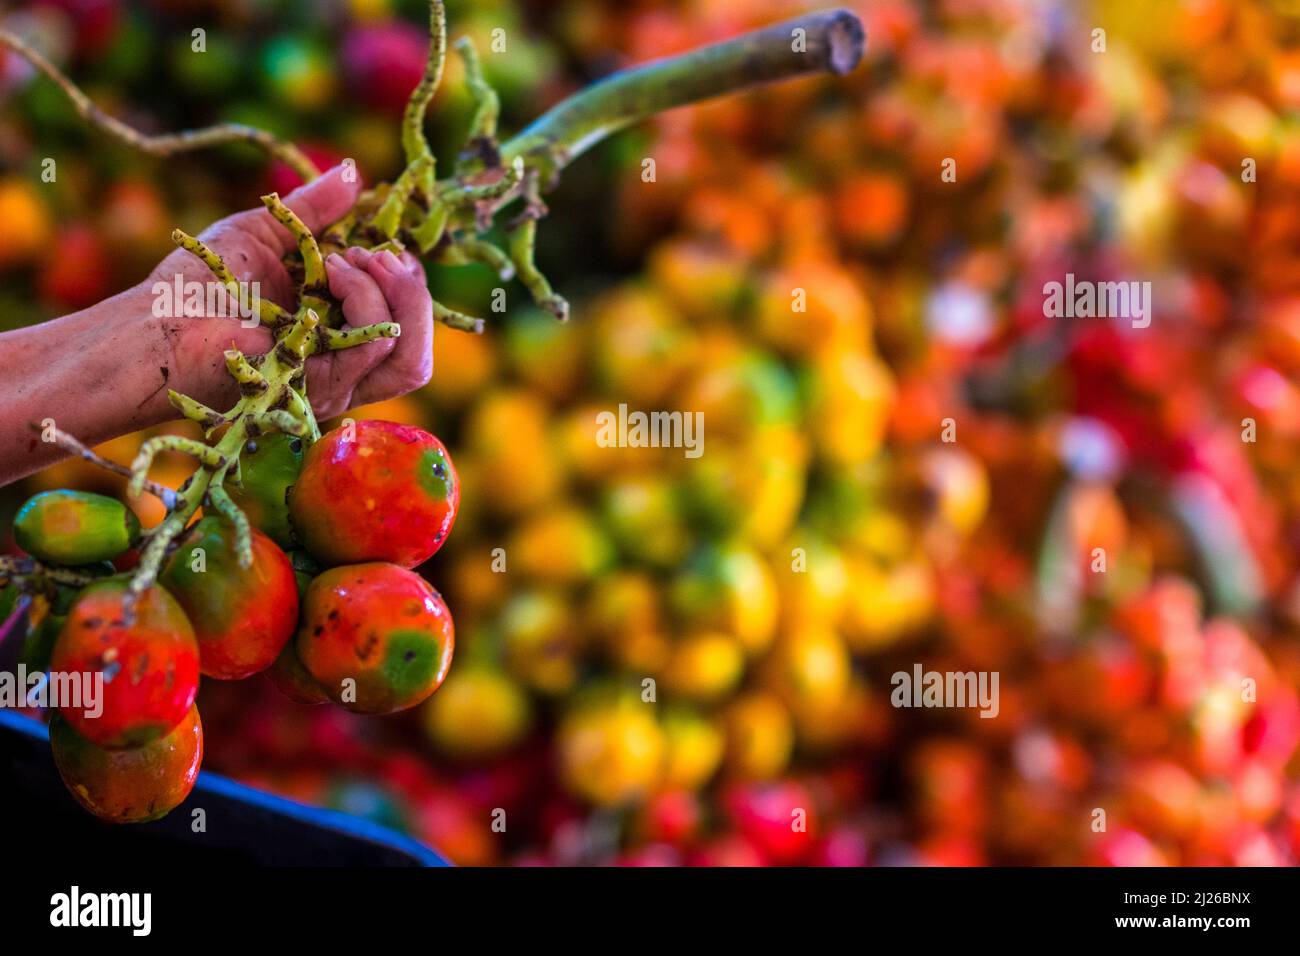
[
  {"xmin": 341, "ymin": 24, "xmax": 430, "ymax": 115},
  {"xmin": 37, "ymin": 224, "xmax": 111, "ymax": 309},
  {"xmin": 723, "ymin": 780, "xmax": 818, "ymax": 865},
  {"xmin": 35, "ymin": 0, "xmax": 121, "ymax": 59},
  {"xmin": 688, "ymin": 834, "xmax": 767, "ymax": 867},
  {"xmin": 160, "ymin": 516, "xmax": 298, "ymax": 679},
  {"xmin": 50, "ymin": 705, "xmax": 202, "ymax": 824},
  {"xmin": 638, "ymin": 790, "xmax": 702, "ymax": 845},
  {"xmin": 50, "ymin": 579, "xmax": 199, "ymax": 749},
  {"xmin": 296, "ymin": 562, "xmax": 454, "ymax": 714},
  {"xmin": 290, "ymin": 420, "xmax": 459, "ymax": 568}
]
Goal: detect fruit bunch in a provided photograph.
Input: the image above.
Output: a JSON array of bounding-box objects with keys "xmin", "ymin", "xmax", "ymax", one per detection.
[
  {"xmin": 0, "ymin": 2, "xmax": 864, "ymax": 826},
  {"xmin": 2, "ymin": 415, "xmax": 460, "ymax": 823}
]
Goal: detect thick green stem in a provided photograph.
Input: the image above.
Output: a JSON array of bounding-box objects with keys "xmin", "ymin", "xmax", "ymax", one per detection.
[{"xmin": 499, "ymin": 8, "xmax": 865, "ymax": 183}]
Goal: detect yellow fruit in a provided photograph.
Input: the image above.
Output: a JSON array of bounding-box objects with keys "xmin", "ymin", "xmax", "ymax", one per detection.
[
  {"xmin": 841, "ymin": 557, "xmax": 934, "ymax": 651},
  {"xmin": 681, "ymin": 339, "xmax": 800, "ymax": 443},
  {"xmin": 584, "ymin": 572, "xmax": 670, "ymax": 671},
  {"xmin": 556, "ymin": 403, "xmax": 662, "ymax": 483},
  {"xmin": 509, "ymin": 506, "xmax": 613, "ymax": 585},
  {"xmin": 500, "ymin": 590, "xmax": 577, "ymax": 695},
  {"xmin": 723, "ymin": 692, "xmax": 793, "ymax": 780},
  {"xmin": 682, "ymin": 429, "xmax": 807, "ymax": 547},
  {"xmin": 602, "ymin": 476, "xmax": 691, "ymax": 567},
  {"xmin": 431, "ymin": 323, "xmax": 497, "ymax": 408},
  {"xmin": 791, "ymin": 677, "xmax": 875, "ymax": 753},
  {"xmin": 774, "ymin": 534, "xmax": 850, "ymax": 628},
  {"xmin": 648, "ymin": 238, "xmax": 749, "ymax": 320},
  {"xmin": 806, "ymin": 349, "xmax": 894, "ymax": 466},
  {"xmin": 660, "ymin": 708, "xmax": 725, "ymax": 791},
  {"xmin": 585, "ymin": 571, "xmax": 661, "ymax": 639},
  {"xmin": 669, "ymin": 544, "xmax": 778, "ymax": 656},
  {"xmin": 558, "ymin": 700, "xmax": 665, "ymax": 806},
  {"xmin": 756, "ymin": 262, "xmax": 871, "ymax": 357},
  {"xmin": 764, "ymin": 627, "xmax": 851, "ymax": 710},
  {"xmin": 423, "ymin": 665, "xmax": 531, "ymax": 759},
  {"xmin": 589, "ymin": 285, "xmax": 696, "ymax": 405},
  {"xmin": 663, "ymin": 631, "xmax": 746, "ymax": 701},
  {"xmin": 465, "ymin": 390, "xmax": 561, "ymax": 515},
  {"xmin": 449, "ymin": 544, "xmax": 509, "ymax": 615}
]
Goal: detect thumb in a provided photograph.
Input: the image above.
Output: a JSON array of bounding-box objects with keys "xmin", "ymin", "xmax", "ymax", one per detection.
[{"xmin": 279, "ymin": 163, "xmax": 363, "ymax": 240}]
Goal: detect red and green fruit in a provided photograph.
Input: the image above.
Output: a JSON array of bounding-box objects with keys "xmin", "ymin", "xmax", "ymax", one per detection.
[
  {"xmin": 49, "ymin": 578, "xmax": 199, "ymax": 748},
  {"xmin": 160, "ymin": 516, "xmax": 299, "ymax": 680},
  {"xmin": 296, "ymin": 561, "xmax": 454, "ymax": 714},
  {"xmin": 14, "ymin": 490, "xmax": 141, "ymax": 565},
  {"xmin": 290, "ymin": 420, "xmax": 459, "ymax": 569},
  {"xmin": 50, "ymin": 706, "xmax": 203, "ymax": 824}
]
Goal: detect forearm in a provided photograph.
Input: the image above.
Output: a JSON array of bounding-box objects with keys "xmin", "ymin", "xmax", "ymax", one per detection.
[{"xmin": 0, "ymin": 282, "xmax": 178, "ymax": 486}]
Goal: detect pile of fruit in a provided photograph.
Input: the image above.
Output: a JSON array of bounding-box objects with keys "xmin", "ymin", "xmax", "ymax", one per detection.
[{"xmin": 201, "ymin": 0, "xmax": 1300, "ymax": 866}]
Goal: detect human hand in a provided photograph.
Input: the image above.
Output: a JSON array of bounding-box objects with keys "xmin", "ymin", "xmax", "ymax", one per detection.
[{"xmin": 148, "ymin": 164, "xmax": 434, "ymax": 419}]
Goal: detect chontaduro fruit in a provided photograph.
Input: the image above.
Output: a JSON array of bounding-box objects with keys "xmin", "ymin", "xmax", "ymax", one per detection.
[
  {"xmin": 296, "ymin": 561, "xmax": 454, "ymax": 714},
  {"xmin": 160, "ymin": 516, "xmax": 299, "ymax": 680},
  {"xmin": 290, "ymin": 420, "xmax": 459, "ymax": 569},
  {"xmin": 50, "ymin": 705, "xmax": 203, "ymax": 824},
  {"xmin": 14, "ymin": 490, "xmax": 140, "ymax": 565},
  {"xmin": 49, "ymin": 577, "xmax": 199, "ymax": 749}
]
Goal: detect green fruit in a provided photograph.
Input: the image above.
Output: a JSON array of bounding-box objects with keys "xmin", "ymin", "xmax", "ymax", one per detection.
[
  {"xmin": 227, "ymin": 432, "xmax": 305, "ymax": 550},
  {"xmin": 13, "ymin": 491, "xmax": 140, "ymax": 565}
]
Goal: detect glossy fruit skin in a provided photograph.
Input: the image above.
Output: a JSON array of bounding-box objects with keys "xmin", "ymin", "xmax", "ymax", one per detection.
[
  {"xmin": 227, "ymin": 432, "xmax": 304, "ymax": 550},
  {"xmin": 49, "ymin": 578, "xmax": 199, "ymax": 749},
  {"xmin": 14, "ymin": 490, "xmax": 140, "ymax": 565},
  {"xmin": 50, "ymin": 706, "xmax": 203, "ymax": 824},
  {"xmin": 297, "ymin": 562, "xmax": 454, "ymax": 714},
  {"xmin": 160, "ymin": 516, "xmax": 298, "ymax": 680},
  {"xmin": 290, "ymin": 420, "xmax": 459, "ymax": 568}
]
